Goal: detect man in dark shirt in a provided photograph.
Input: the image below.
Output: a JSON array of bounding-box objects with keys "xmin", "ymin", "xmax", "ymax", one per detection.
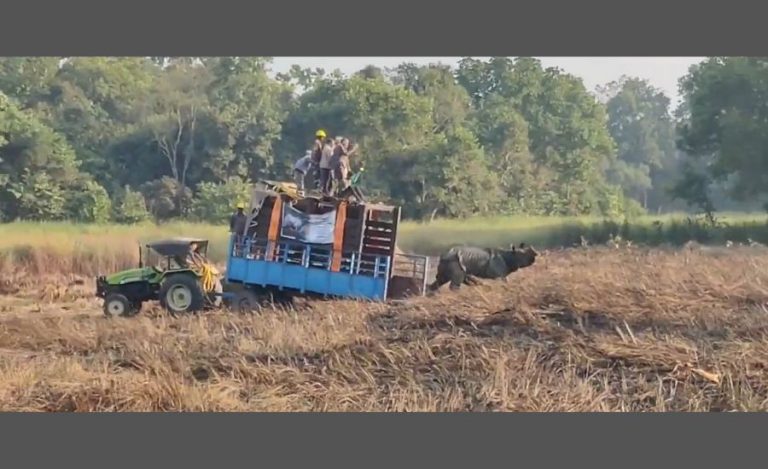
[{"xmin": 229, "ymin": 202, "xmax": 247, "ymax": 238}]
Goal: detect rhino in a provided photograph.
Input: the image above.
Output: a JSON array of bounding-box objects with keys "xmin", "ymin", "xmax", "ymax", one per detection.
[{"xmin": 428, "ymin": 243, "xmax": 538, "ymax": 292}]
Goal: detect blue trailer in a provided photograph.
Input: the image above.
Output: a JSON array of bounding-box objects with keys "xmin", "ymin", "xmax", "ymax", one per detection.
[{"xmin": 223, "ymin": 184, "xmax": 430, "ymax": 310}]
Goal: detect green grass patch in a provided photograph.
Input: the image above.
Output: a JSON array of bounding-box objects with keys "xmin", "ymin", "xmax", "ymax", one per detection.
[{"xmin": 1, "ymin": 212, "xmax": 767, "ymax": 274}]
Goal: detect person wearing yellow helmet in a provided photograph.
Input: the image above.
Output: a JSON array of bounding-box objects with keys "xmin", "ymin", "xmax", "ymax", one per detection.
[{"xmin": 310, "ymin": 129, "xmax": 327, "ymax": 190}]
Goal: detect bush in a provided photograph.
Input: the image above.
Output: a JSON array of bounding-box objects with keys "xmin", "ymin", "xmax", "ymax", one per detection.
[
  {"xmin": 190, "ymin": 177, "xmax": 252, "ymax": 224},
  {"xmin": 5, "ymin": 171, "xmax": 67, "ymax": 221},
  {"xmin": 64, "ymin": 179, "xmax": 112, "ymax": 223},
  {"xmin": 140, "ymin": 177, "xmax": 193, "ymax": 221},
  {"xmin": 112, "ymin": 186, "xmax": 150, "ymax": 224}
]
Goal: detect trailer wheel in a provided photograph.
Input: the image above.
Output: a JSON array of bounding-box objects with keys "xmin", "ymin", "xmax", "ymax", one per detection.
[
  {"xmin": 231, "ymin": 287, "xmax": 293, "ymax": 312},
  {"xmin": 232, "ymin": 289, "xmax": 262, "ymax": 313}
]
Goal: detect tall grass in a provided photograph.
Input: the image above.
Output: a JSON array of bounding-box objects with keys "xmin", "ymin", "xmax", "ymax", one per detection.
[
  {"xmin": 2, "ymin": 246, "xmax": 768, "ymax": 411},
  {"xmin": 1, "ymin": 212, "xmax": 767, "ymax": 275},
  {"xmin": 398, "ymin": 212, "xmax": 768, "ymax": 254},
  {"xmin": 0, "ymin": 222, "xmax": 230, "ymax": 276}
]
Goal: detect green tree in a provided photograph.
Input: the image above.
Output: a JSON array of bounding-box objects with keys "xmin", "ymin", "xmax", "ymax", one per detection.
[
  {"xmin": 393, "ymin": 63, "xmax": 472, "ymax": 134},
  {"xmin": 470, "ymin": 94, "xmax": 539, "ymax": 213},
  {"xmin": 387, "ymin": 128, "xmax": 500, "ymax": 220},
  {"xmin": 112, "ymin": 186, "xmax": 150, "ymax": 224},
  {"xmin": 63, "ymin": 178, "xmax": 112, "ymax": 223},
  {"xmin": 205, "ymin": 57, "xmax": 293, "ymax": 181},
  {"xmin": 0, "ymin": 91, "xmax": 81, "ymax": 220},
  {"xmin": 33, "ymin": 57, "xmax": 160, "ymax": 190},
  {"xmin": 140, "ymin": 177, "xmax": 193, "ymax": 221},
  {"xmin": 602, "ymin": 77, "xmax": 676, "ymax": 210},
  {"xmin": 191, "ymin": 177, "xmax": 253, "ymax": 223},
  {"xmin": 0, "ymin": 57, "xmax": 61, "ymax": 108},
  {"xmin": 677, "ymin": 57, "xmax": 768, "ymax": 208},
  {"xmin": 457, "ymin": 57, "xmax": 618, "ymax": 215},
  {"xmin": 277, "ymin": 74, "xmax": 433, "ymax": 196}
]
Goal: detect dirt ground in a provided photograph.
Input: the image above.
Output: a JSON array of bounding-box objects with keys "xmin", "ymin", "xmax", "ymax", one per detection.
[{"xmin": 0, "ymin": 244, "xmax": 767, "ymax": 411}]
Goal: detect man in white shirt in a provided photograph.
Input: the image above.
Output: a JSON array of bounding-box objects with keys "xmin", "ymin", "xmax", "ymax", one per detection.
[
  {"xmin": 293, "ymin": 150, "xmax": 312, "ymax": 193},
  {"xmin": 318, "ymin": 137, "xmax": 335, "ymax": 196}
]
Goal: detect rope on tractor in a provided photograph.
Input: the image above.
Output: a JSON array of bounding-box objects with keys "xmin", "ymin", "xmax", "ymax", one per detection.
[
  {"xmin": 196, "ymin": 262, "xmax": 219, "ymax": 293},
  {"xmin": 188, "ymin": 252, "xmax": 220, "ymax": 293}
]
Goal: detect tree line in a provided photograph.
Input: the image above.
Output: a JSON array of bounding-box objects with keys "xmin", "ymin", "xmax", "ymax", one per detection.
[{"xmin": 0, "ymin": 56, "xmax": 761, "ymax": 224}]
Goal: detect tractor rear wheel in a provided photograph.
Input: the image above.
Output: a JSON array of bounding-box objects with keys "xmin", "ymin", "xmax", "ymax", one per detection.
[
  {"xmin": 103, "ymin": 293, "xmax": 139, "ymax": 318},
  {"xmin": 159, "ymin": 274, "xmax": 205, "ymax": 315}
]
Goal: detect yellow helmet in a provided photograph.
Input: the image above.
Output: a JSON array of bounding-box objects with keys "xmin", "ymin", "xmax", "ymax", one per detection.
[
  {"xmin": 236, "ymin": 202, "xmax": 245, "ymax": 209},
  {"xmin": 315, "ymin": 129, "xmax": 327, "ymax": 139}
]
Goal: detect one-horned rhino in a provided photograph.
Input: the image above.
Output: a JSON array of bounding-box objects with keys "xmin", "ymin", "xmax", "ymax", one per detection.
[{"xmin": 428, "ymin": 243, "xmax": 538, "ymax": 292}]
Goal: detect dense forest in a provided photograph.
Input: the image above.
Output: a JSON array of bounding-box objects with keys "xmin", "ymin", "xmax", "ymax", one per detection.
[{"xmin": 0, "ymin": 56, "xmax": 764, "ymax": 224}]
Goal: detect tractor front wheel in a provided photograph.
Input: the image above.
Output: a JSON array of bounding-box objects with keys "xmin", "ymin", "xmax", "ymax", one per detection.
[
  {"xmin": 103, "ymin": 293, "xmax": 139, "ymax": 318},
  {"xmin": 159, "ymin": 274, "xmax": 205, "ymax": 315}
]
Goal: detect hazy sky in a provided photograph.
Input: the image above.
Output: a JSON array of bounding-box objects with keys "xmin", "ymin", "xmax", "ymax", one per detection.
[{"xmin": 270, "ymin": 57, "xmax": 706, "ymax": 106}]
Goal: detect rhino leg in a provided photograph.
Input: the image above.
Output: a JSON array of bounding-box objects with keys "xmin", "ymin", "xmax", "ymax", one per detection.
[
  {"xmin": 428, "ymin": 261, "xmax": 452, "ymax": 292},
  {"xmin": 463, "ymin": 275, "xmax": 481, "ymax": 286},
  {"xmin": 438, "ymin": 259, "xmax": 465, "ymax": 291}
]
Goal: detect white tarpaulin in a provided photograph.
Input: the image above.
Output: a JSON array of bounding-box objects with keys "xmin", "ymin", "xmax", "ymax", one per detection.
[{"xmin": 280, "ymin": 204, "xmax": 337, "ymax": 245}]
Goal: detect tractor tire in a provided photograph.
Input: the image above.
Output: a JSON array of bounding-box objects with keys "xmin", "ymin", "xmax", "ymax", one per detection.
[
  {"xmin": 159, "ymin": 274, "xmax": 205, "ymax": 315},
  {"xmin": 103, "ymin": 293, "xmax": 139, "ymax": 318}
]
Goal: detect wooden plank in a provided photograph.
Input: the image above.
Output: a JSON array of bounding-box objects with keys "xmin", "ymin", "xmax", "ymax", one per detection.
[
  {"xmin": 365, "ymin": 226, "xmax": 393, "ymax": 234},
  {"xmin": 363, "ymin": 241, "xmax": 389, "ymax": 250},
  {"xmin": 363, "ymin": 203, "xmax": 396, "ymax": 212},
  {"xmin": 362, "ymin": 248, "xmax": 391, "ymax": 256},
  {"xmin": 265, "ymin": 196, "xmax": 282, "ymax": 261},
  {"xmin": 252, "ymin": 197, "xmax": 274, "ymax": 239},
  {"xmin": 364, "ymin": 232, "xmax": 393, "ymax": 241},
  {"xmin": 366, "ymin": 220, "xmax": 395, "ymax": 230},
  {"xmin": 331, "ymin": 202, "xmax": 347, "ymax": 272}
]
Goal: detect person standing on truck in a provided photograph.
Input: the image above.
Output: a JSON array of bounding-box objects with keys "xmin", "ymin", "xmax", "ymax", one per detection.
[
  {"xmin": 229, "ymin": 202, "xmax": 248, "ymax": 256},
  {"xmin": 318, "ymin": 137, "xmax": 335, "ymax": 196},
  {"xmin": 336, "ymin": 138, "xmax": 358, "ymax": 193},
  {"xmin": 330, "ymin": 136, "xmax": 347, "ymax": 195},
  {"xmin": 311, "ymin": 129, "xmax": 327, "ymax": 190},
  {"xmin": 293, "ymin": 150, "xmax": 312, "ymax": 194},
  {"xmin": 230, "ymin": 202, "xmax": 247, "ymax": 236}
]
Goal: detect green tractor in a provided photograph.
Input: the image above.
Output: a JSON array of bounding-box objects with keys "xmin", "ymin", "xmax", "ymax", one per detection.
[{"xmin": 95, "ymin": 238, "xmax": 223, "ymax": 317}]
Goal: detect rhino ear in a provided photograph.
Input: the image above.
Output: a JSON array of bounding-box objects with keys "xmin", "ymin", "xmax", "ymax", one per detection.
[{"xmin": 519, "ymin": 242, "xmax": 526, "ymax": 249}]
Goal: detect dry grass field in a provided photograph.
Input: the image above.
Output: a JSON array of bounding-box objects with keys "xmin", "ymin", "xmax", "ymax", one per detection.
[{"xmin": 1, "ymin": 241, "xmax": 767, "ymax": 411}]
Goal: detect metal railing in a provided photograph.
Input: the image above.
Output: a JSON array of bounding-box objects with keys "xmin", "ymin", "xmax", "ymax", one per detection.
[
  {"xmin": 230, "ymin": 236, "xmax": 391, "ymax": 279},
  {"xmin": 391, "ymin": 253, "xmax": 431, "ymax": 296}
]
